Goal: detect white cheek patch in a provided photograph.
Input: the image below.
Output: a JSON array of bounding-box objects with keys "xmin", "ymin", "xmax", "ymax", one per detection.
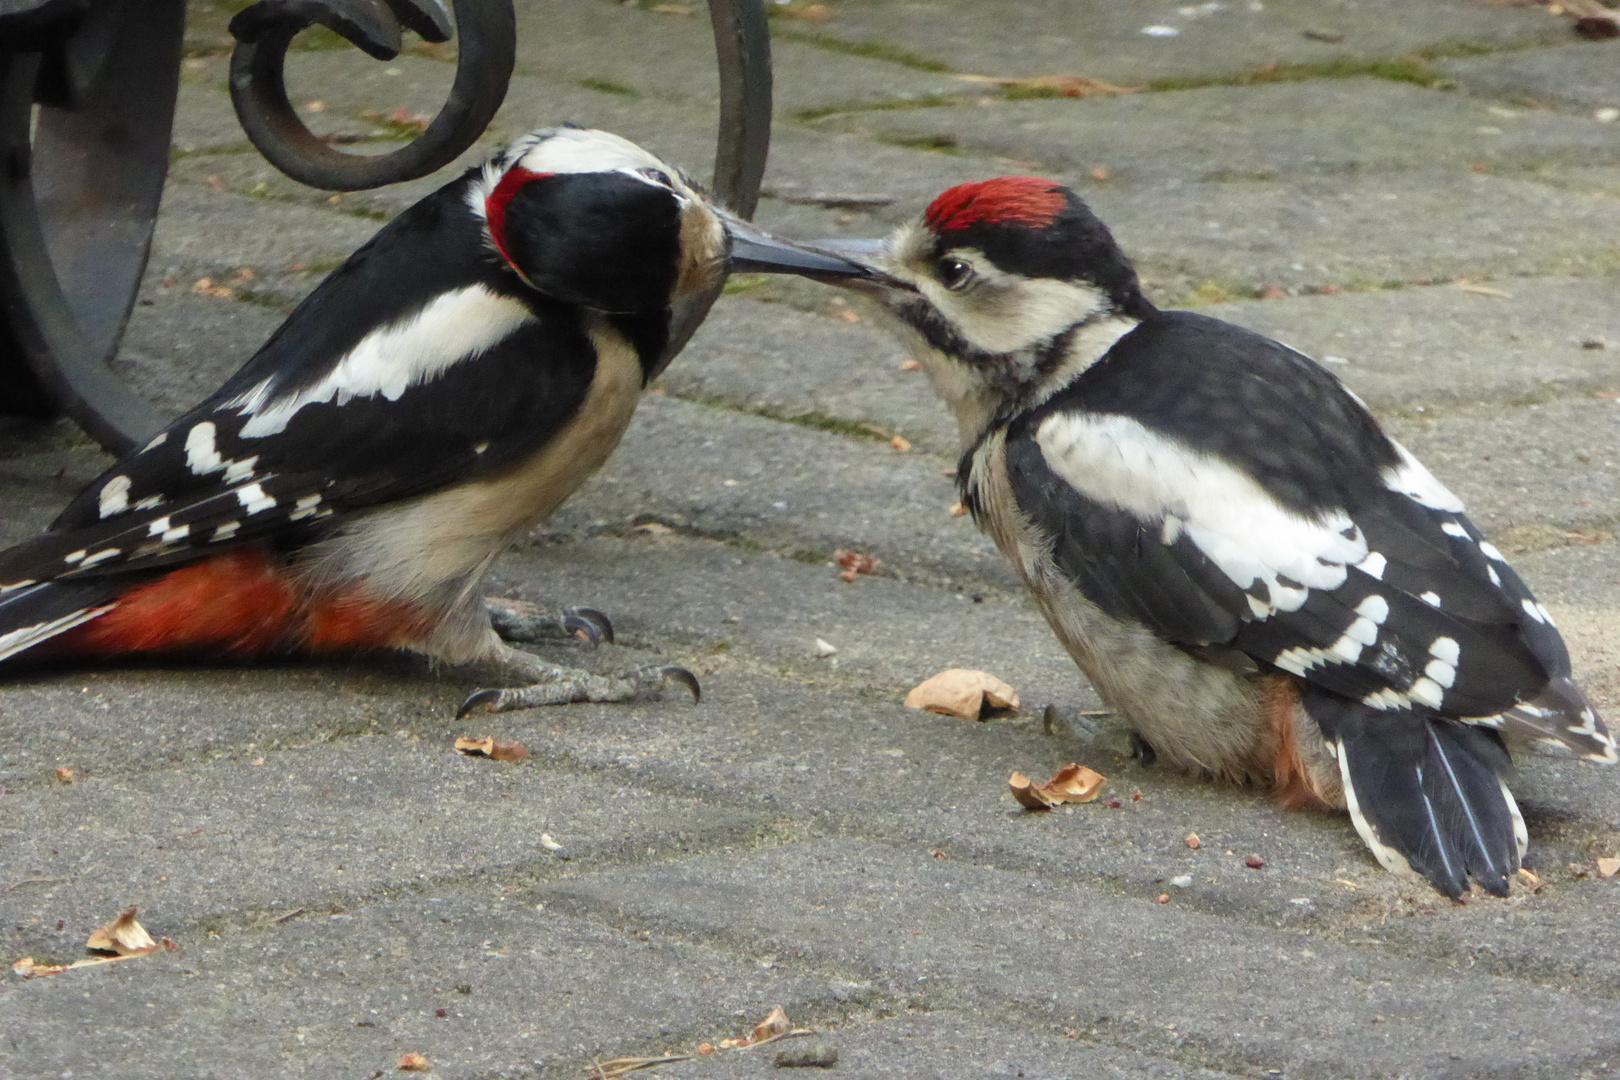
[
  {"xmin": 933, "ymin": 253, "xmax": 1109, "ymax": 355},
  {"xmin": 230, "ymin": 284, "xmax": 534, "ymax": 438},
  {"xmin": 1035, "ymin": 412, "xmax": 1366, "ymax": 613}
]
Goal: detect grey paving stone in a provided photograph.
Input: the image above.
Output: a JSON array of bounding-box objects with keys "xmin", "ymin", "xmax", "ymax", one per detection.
[
  {"xmin": 546, "ymin": 839, "xmax": 1620, "ymax": 1079},
  {"xmin": 550, "ymin": 391, "xmax": 1013, "ymax": 590},
  {"xmin": 1383, "ymin": 395, "xmax": 1620, "ymax": 536},
  {"xmin": 119, "ymin": 287, "xmax": 287, "ymax": 421},
  {"xmin": 829, "ymin": 77, "xmax": 1620, "ymax": 184},
  {"xmin": 0, "ymin": 891, "xmax": 835, "ymax": 1080},
  {"xmin": 1441, "ymin": 39, "xmax": 1620, "ymax": 113},
  {"xmin": 0, "ymin": 729, "xmax": 764, "ymax": 953},
  {"xmin": 1091, "ymin": 167, "xmax": 1620, "ymax": 299},
  {"xmin": 145, "ymin": 183, "xmax": 381, "ymax": 290},
  {"xmin": 666, "ymin": 293, "xmax": 954, "ymax": 451},
  {"xmin": 669, "ymin": 1009, "xmax": 1238, "ymax": 1080},
  {"xmin": 1207, "ymin": 276, "xmax": 1620, "ymax": 409},
  {"xmin": 791, "ymin": 0, "xmax": 1561, "ymax": 84}
]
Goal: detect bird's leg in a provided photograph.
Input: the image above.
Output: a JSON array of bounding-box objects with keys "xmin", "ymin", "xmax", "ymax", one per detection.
[
  {"xmin": 455, "ymin": 641, "xmax": 699, "ymax": 718},
  {"xmin": 485, "ymin": 597, "xmax": 615, "ymax": 647}
]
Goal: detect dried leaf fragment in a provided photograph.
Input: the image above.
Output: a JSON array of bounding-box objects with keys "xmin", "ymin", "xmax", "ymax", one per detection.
[
  {"xmin": 890, "ymin": 435, "xmax": 912, "ymax": 452},
  {"xmin": 753, "ymin": 1004, "xmax": 792, "ymax": 1043},
  {"xmin": 454, "ymin": 735, "xmax": 528, "ymax": 762},
  {"xmin": 696, "ymin": 1043, "xmax": 716, "ymax": 1056},
  {"xmin": 905, "ymin": 668, "xmax": 1019, "ymax": 721},
  {"xmin": 834, "ymin": 549, "xmax": 880, "ymax": 576},
  {"xmin": 1517, "ymin": 867, "xmax": 1545, "ymax": 891},
  {"xmin": 398, "ymin": 1052, "xmax": 431, "ymax": 1071},
  {"xmin": 1597, "ymin": 856, "xmax": 1620, "ymax": 878},
  {"xmin": 54, "ymin": 766, "xmax": 72, "ymax": 784},
  {"xmin": 1185, "ymin": 832, "xmax": 1201, "ymax": 849},
  {"xmin": 948, "ymin": 501, "xmax": 968, "ymax": 517},
  {"xmin": 87, "ymin": 906, "xmax": 159, "ymax": 957},
  {"xmin": 1009, "ymin": 762, "xmax": 1106, "ymax": 810},
  {"xmin": 13, "ymin": 957, "xmax": 67, "ymax": 977}
]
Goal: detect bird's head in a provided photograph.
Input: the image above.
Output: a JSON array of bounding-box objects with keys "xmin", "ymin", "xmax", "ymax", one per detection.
[
  {"xmin": 471, "ymin": 127, "xmax": 867, "ymax": 315},
  {"xmin": 811, "ymin": 177, "xmax": 1155, "ymax": 444}
]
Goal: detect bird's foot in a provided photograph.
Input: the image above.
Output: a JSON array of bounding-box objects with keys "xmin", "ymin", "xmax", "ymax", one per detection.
[
  {"xmin": 485, "ymin": 597, "xmax": 614, "ymax": 647},
  {"xmin": 456, "ymin": 661, "xmax": 699, "ymax": 718},
  {"xmin": 1129, "ymin": 730, "xmax": 1158, "ymax": 766}
]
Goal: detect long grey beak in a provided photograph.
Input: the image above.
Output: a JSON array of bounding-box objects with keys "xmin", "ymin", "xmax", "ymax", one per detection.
[
  {"xmin": 724, "ymin": 218, "xmax": 875, "ymax": 282},
  {"xmin": 799, "ymin": 237, "xmax": 918, "ymax": 293}
]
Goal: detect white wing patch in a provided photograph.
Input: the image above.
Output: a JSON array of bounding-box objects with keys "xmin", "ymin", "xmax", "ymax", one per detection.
[
  {"xmin": 1384, "ymin": 440, "xmax": 1464, "ymax": 513},
  {"xmin": 97, "ymin": 475, "xmax": 131, "ymax": 519},
  {"xmin": 229, "ymin": 284, "xmax": 533, "ymax": 438},
  {"xmin": 1034, "ymin": 412, "xmax": 1366, "ymax": 613}
]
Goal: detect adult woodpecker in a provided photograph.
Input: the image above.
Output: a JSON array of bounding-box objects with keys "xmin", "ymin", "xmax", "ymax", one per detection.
[
  {"xmin": 0, "ymin": 126, "xmax": 866, "ymax": 716},
  {"xmin": 811, "ymin": 176, "xmax": 1615, "ymax": 898}
]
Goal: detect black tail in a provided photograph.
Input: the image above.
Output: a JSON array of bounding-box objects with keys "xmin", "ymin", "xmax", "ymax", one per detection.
[{"xmin": 1306, "ymin": 688, "xmax": 1522, "ymax": 898}]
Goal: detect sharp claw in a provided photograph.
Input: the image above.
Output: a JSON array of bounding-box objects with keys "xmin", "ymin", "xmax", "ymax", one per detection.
[
  {"xmin": 658, "ymin": 665, "xmax": 701, "ymax": 703},
  {"xmin": 456, "ymin": 688, "xmax": 503, "ymax": 719},
  {"xmin": 562, "ymin": 607, "xmax": 615, "ymax": 647}
]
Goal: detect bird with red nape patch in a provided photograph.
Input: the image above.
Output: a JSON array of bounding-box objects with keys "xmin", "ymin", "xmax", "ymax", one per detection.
[
  {"xmin": 802, "ymin": 175, "xmax": 1615, "ymax": 899},
  {"xmin": 0, "ymin": 127, "xmax": 868, "ymax": 716}
]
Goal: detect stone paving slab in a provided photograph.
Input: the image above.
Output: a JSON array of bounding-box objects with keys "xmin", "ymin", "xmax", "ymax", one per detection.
[
  {"xmin": 0, "ymin": 732, "xmax": 763, "ymax": 955},
  {"xmin": 792, "ymin": 0, "xmax": 1563, "ymax": 85},
  {"xmin": 664, "ymin": 1010, "xmax": 1241, "ymax": 1079},
  {"xmin": 823, "ymin": 77, "xmax": 1620, "ymax": 183},
  {"xmin": 548, "ymin": 392, "xmax": 1014, "ymax": 590},
  {"xmin": 547, "ymin": 839, "xmax": 1620, "ymax": 1079},
  {"xmin": 0, "ymin": 891, "xmax": 836, "ymax": 1080},
  {"xmin": 1441, "ymin": 39, "xmax": 1620, "ymax": 113},
  {"xmin": 6, "ymin": 3, "xmax": 1620, "ymax": 1078}
]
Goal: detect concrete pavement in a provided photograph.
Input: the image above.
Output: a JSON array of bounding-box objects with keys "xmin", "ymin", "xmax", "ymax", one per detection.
[{"xmin": 3, "ymin": 2, "xmax": 1620, "ymax": 1077}]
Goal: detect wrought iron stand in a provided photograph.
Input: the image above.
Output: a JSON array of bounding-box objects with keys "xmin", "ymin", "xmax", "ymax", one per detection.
[{"xmin": 0, "ymin": 0, "xmax": 772, "ymax": 455}]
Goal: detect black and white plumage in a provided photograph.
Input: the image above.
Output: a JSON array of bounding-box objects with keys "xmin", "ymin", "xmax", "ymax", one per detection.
[
  {"xmin": 0, "ymin": 127, "xmax": 866, "ymax": 716},
  {"xmin": 815, "ymin": 176, "xmax": 1614, "ymax": 898}
]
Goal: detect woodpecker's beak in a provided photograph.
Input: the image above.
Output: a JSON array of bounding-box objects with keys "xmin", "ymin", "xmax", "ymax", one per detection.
[
  {"xmin": 798, "ymin": 238, "xmax": 918, "ymax": 294},
  {"xmin": 723, "ymin": 218, "xmax": 875, "ymax": 282}
]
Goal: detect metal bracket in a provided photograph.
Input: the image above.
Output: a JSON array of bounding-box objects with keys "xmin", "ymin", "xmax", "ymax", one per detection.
[{"xmin": 0, "ymin": 0, "xmax": 773, "ymax": 452}]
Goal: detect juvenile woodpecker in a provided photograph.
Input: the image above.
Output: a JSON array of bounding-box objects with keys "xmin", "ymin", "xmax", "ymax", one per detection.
[
  {"xmin": 814, "ymin": 176, "xmax": 1615, "ymax": 898},
  {"xmin": 0, "ymin": 127, "xmax": 865, "ymax": 715}
]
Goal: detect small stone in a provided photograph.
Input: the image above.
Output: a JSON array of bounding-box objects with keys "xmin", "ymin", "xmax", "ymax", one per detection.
[
  {"xmin": 1597, "ymin": 107, "xmax": 1620, "ymax": 123},
  {"xmin": 1185, "ymin": 832, "xmax": 1201, "ymax": 849},
  {"xmin": 1171, "ymin": 874, "xmax": 1193, "ymax": 887},
  {"xmin": 775, "ymin": 1040, "xmax": 838, "ymax": 1068},
  {"xmin": 1155, "ymin": 893, "xmax": 1170, "ymax": 904},
  {"xmin": 1581, "ymin": 338, "xmax": 1606, "ymax": 350},
  {"xmin": 815, "ymin": 637, "xmax": 838, "ymax": 657},
  {"xmin": 1245, "ymin": 855, "xmax": 1267, "ymax": 869}
]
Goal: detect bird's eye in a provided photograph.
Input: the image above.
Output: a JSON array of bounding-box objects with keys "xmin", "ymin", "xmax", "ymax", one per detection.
[
  {"xmin": 641, "ymin": 168, "xmax": 673, "ymax": 188},
  {"xmin": 936, "ymin": 256, "xmax": 974, "ymax": 291}
]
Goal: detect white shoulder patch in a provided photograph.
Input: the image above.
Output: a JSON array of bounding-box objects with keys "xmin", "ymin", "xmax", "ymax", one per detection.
[
  {"xmin": 1033, "ymin": 412, "xmax": 1366, "ymax": 612},
  {"xmin": 1383, "ymin": 439, "xmax": 1464, "ymax": 513},
  {"xmin": 232, "ymin": 284, "xmax": 534, "ymax": 438}
]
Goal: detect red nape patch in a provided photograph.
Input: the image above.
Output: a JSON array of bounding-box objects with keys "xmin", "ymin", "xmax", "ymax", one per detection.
[
  {"xmin": 924, "ymin": 176, "xmax": 1067, "ymax": 233},
  {"xmin": 484, "ymin": 166, "xmax": 552, "ymax": 267},
  {"xmin": 56, "ymin": 551, "xmax": 299, "ymax": 658}
]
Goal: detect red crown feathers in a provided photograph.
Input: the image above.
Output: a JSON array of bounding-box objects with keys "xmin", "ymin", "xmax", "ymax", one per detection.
[{"xmin": 923, "ymin": 176, "xmax": 1067, "ymax": 233}]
